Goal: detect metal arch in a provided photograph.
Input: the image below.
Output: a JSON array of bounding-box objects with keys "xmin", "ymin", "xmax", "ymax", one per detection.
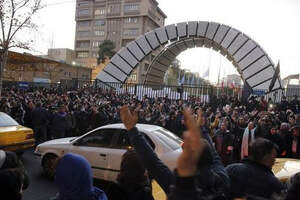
[{"xmin": 96, "ymin": 21, "xmax": 282, "ymax": 91}]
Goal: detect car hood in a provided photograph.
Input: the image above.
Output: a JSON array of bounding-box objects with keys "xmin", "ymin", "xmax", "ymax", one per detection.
[
  {"xmin": 273, "ymin": 158, "xmax": 300, "ymax": 182},
  {"xmin": 39, "ymin": 137, "xmax": 77, "ymax": 146}
]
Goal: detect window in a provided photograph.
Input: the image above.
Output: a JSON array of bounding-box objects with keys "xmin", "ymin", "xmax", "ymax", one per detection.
[
  {"xmin": 123, "ymin": 28, "xmax": 139, "ymax": 36},
  {"xmin": 77, "ymin": 31, "xmax": 90, "ymax": 37},
  {"xmin": 76, "ymin": 41, "xmax": 90, "ymax": 48},
  {"xmin": 94, "ymin": 30, "xmax": 105, "ymax": 36},
  {"xmin": 130, "ymin": 74, "xmax": 137, "ymax": 81},
  {"xmin": 93, "ymin": 41, "xmax": 102, "ymax": 48},
  {"xmin": 92, "ymin": 52, "xmax": 99, "ymax": 58},
  {"xmin": 107, "ymin": 4, "xmax": 121, "ymax": 15},
  {"xmin": 124, "ymin": 17, "xmax": 138, "ymax": 24},
  {"xmin": 78, "ymin": 1, "xmax": 89, "ymax": 7},
  {"xmin": 77, "ymin": 51, "xmax": 89, "ymax": 58},
  {"xmin": 78, "ymin": 9, "xmax": 89, "ymax": 16},
  {"xmin": 94, "ymin": 19, "xmax": 105, "ymax": 26},
  {"xmin": 78, "ymin": 129, "xmax": 116, "ymax": 148},
  {"xmin": 124, "ymin": 4, "xmax": 139, "ymax": 12},
  {"xmin": 77, "ymin": 21, "xmax": 90, "ymax": 27},
  {"xmin": 154, "ymin": 128, "xmax": 182, "ymax": 150},
  {"xmin": 0, "ymin": 113, "xmax": 19, "ymax": 127},
  {"xmin": 113, "ymin": 130, "xmax": 131, "ymax": 149},
  {"xmin": 95, "ymin": 8, "xmax": 106, "ymax": 15}
]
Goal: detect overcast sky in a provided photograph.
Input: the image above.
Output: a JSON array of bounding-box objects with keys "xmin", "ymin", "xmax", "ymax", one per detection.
[{"xmin": 31, "ymin": 0, "xmax": 300, "ymax": 83}]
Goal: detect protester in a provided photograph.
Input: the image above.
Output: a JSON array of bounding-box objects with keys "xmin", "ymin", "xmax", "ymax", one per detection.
[
  {"xmin": 120, "ymin": 105, "xmax": 229, "ymax": 199},
  {"xmin": 112, "ymin": 149, "xmax": 154, "ymax": 200},
  {"xmin": 286, "ymin": 125, "xmax": 300, "ymax": 158},
  {"xmin": 226, "ymin": 138, "xmax": 284, "ymax": 199},
  {"xmin": 240, "ymin": 121, "xmax": 256, "ymax": 160},
  {"xmin": 31, "ymin": 102, "xmax": 48, "ymax": 145},
  {"xmin": 0, "ymin": 150, "xmax": 29, "ymax": 190},
  {"xmin": 52, "ymin": 153, "xmax": 107, "ymax": 200},
  {"xmin": 0, "ymin": 168, "xmax": 25, "ymax": 200}
]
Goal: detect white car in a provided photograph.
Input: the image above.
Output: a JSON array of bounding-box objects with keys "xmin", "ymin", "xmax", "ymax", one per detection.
[{"xmin": 35, "ymin": 124, "xmax": 183, "ymax": 183}]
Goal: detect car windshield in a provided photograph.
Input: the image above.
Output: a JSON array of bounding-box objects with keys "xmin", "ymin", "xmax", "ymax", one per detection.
[
  {"xmin": 153, "ymin": 128, "xmax": 182, "ymax": 150},
  {"xmin": 0, "ymin": 113, "xmax": 19, "ymax": 127}
]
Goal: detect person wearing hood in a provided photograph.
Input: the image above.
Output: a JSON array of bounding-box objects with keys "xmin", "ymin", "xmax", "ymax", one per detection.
[
  {"xmin": 51, "ymin": 153, "xmax": 107, "ymax": 200},
  {"xmin": 120, "ymin": 105, "xmax": 229, "ymax": 199},
  {"xmin": 50, "ymin": 104, "xmax": 68, "ymax": 139}
]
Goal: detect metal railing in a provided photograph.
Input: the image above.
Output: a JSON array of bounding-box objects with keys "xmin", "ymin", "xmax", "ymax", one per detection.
[{"xmin": 3, "ymin": 80, "xmax": 300, "ymax": 103}]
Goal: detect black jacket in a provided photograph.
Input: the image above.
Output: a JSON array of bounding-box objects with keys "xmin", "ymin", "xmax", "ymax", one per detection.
[
  {"xmin": 127, "ymin": 127, "xmax": 230, "ymax": 197},
  {"xmin": 31, "ymin": 107, "xmax": 49, "ymax": 127},
  {"xmin": 226, "ymin": 159, "xmax": 284, "ymax": 199}
]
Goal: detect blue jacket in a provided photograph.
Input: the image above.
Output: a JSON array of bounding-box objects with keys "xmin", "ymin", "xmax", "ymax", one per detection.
[{"xmin": 127, "ymin": 127, "xmax": 230, "ymax": 197}]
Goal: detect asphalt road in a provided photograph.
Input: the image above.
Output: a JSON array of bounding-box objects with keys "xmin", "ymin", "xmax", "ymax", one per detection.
[
  {"xmin": 21, "ymin": 149, "xmax": 57, "ymax": 200},
  {"xmin": 20, "ymin": 149, "xmax": 165, "ymax": 200}
]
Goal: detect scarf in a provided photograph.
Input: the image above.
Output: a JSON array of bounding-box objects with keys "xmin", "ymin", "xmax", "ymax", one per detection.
[{"xmin": 241, "ymin": 127, "xmax": 256, "ymax": 159}]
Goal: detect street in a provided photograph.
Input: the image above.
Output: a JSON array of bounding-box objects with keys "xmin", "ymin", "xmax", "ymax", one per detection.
[
  {"xmin": 21, "ymin": 149, "xmax": 57, "ymax": 200},
  {"xmin": 20, "ymin": 149, "xmax": 165, "ymax": 200}
]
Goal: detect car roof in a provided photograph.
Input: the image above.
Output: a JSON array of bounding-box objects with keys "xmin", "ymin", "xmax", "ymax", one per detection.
[{"xmin": 99, "ymin": 123, "xmax": 162, "ymax": 132}]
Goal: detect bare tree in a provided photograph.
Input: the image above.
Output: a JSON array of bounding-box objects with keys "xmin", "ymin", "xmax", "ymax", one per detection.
[{"xmin": 0, "ymin": 0, "xmax": 42, "ymax": 94}]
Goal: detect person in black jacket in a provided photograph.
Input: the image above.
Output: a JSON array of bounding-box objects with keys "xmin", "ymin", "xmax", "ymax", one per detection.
[
  {"xmin": 109, "ymin": 149, "xmax": 154, "ymax": 200},
  {"xmin": 0, "ymin": 150, "xmax": 29, "ymax": 191},
  {"xmin": 120, "ymin": 105, "xmax": 229, "ymax": 199},
  {"xmin": 0, "ymin": 168, "xmax": 25, "ymax": 200},
  {"xmin": 226, "ymin": 138, "xmax": 284, "ymax": 199},
  {"xmin": 31, "ymin": 102, "xmax": 49, "ymax": 145}
]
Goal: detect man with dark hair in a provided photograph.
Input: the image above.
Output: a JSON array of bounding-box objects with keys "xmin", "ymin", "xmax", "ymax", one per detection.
[{"xmin": 226, "ymin": 138, "xmax": 284, "ymax": 199}]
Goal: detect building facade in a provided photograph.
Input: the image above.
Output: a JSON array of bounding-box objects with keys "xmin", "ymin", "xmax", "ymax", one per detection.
[
  {"xmin": 47, "ymin": 48, "xmax": 76, "ymax": 65},
  {"xmin": 5, "ymin": 51, "xmax": 92, "ymax": 87},
  {"xmin": 74, "ymin": 0, "xmax": 167, "ymax": 83}
]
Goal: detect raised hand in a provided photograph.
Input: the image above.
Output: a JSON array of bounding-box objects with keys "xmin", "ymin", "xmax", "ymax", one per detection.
[
  {"xmin": 177, "ymin": 108, "xmax": 204, "ymax": 177},
  {"xmin": 120, "ymin": 105, "xmax": 140, "ymax": 130}
]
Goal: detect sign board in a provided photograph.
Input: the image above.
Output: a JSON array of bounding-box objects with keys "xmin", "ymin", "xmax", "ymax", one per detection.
[
  {"xmin": 18, "ymin": 82, "xmax": 29, "ymax": 89},
  {"xmin": 253, "ymin": 90, "xmax": 265, "ymax": 96}
]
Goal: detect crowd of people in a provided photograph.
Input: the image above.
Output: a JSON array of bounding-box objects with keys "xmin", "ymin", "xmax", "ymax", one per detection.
[{"xmin": 0, "ymin": 85, "xmax": 300, "ymax": 199}]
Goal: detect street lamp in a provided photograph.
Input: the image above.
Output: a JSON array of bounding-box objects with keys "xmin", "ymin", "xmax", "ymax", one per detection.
[{"xmin": 72, "ymin": 61, "xmax": 76, "ymax": 66}]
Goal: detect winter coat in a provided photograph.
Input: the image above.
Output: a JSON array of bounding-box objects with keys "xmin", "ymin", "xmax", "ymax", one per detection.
[
  {"xmin": 0, "ymin": 150, "xmax": 29, "ymax": 190},
  {"xmin": 226, "ymin": 159, "xmax": 284, "ymax": 199},
  {"xmin": 31, "ymin": 107, "xmax": 49, "ymax": 127},
  {"xmin": 213, "ymin": 130, "xmax": 236, "ymax": 166}
]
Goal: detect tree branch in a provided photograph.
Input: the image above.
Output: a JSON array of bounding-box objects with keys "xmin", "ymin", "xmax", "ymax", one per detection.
[{"xmin": 7, "ymin": 0, "xmax": 16, "ymax": 41}]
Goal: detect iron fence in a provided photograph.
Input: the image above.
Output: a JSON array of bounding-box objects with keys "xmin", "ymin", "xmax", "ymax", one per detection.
[{"xmin": 2, "ymin": 80, "xmax": 300, "ymax": 103}]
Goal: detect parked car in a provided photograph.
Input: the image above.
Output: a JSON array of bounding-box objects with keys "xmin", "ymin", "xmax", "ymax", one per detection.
[
  {"xmin": 35, "ymin": 123, "xmax": 183, "ymax": 182},
  {"xmin": 273, "ymin": 158, "xmax": 300, "ymax": 183},
  {"xmin": 0, "ymin": 112, "xmax": 34, "ymax": 154}
]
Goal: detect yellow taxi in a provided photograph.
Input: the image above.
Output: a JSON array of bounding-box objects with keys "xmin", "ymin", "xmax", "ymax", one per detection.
[
  {"xmin": 0, "ymin": 112, "xmax": 35, "ymax": 154},
  {"xmin": 273, "ymin": 158, "xmax": 300, "ymax": 183}
]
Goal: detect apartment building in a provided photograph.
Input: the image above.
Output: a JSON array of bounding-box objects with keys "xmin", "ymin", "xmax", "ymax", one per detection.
[
  {"xmin": 74, "ymin": 0, "xmax": 167, "ymax": 83},
  {"xmin": 48, "ymin": 48, "xmax": 76, "ymax": 65}
]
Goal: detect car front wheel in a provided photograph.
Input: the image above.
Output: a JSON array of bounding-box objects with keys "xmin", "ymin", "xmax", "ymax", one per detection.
[{"xmin": 42, "ymin": 154, "xmax": 58, "ymax": 179}]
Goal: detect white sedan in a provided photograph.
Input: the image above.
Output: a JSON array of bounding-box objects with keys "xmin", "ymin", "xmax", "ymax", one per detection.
[{"xmin": 34, "ymin": 124, "xmax": 183, "ymax": 183}]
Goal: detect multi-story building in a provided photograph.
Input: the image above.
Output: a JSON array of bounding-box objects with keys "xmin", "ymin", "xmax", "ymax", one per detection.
[
  {"xmin": 74, "ymin": 0, "xmax": 167, "ymax": 83},
  {"xmin": 47, "ymin": 48, "xmax": 76, "ymax": 65}
]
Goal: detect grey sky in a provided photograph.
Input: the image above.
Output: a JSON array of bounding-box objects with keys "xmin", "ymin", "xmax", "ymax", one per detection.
[{"xmin": 32, "ymin": 0, "xmax": 300, "ymax": 82}]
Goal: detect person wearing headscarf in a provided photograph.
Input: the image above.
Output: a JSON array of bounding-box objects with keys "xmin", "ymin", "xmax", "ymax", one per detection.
[{"xmin": 51, "ymin": 153, "xmax": 107, "ymax": 200}]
